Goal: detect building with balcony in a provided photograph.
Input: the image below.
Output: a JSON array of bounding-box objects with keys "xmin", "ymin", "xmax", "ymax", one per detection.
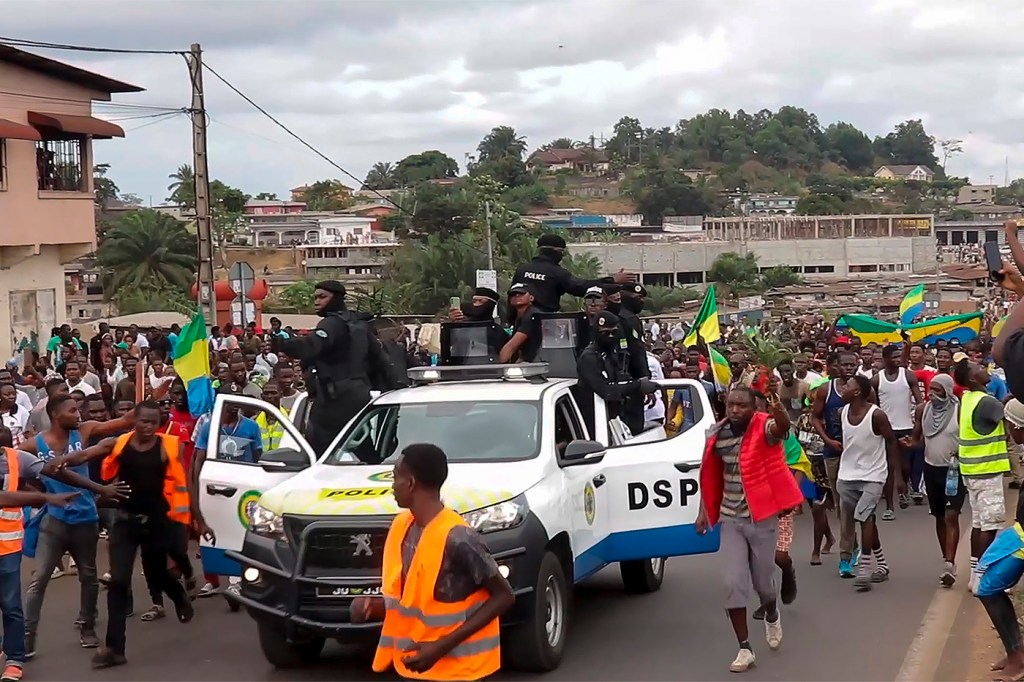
[
  {"xmin": 740, "ymin": 194, "xmax": 799, "ymax": 216},
  {"xmin": 0, "ymin": 46, "xmax": 141, "ymax": 356},
  {"xmin": 572, "ymin": 214, "xmax": 936, "ymax": 287},
  {"xmin": 64, "ymin": 256, "xmax": 113, "ymax": 322},
  {"xmin": 298, "ymin": 241, "xmax": 401, "ymax": 283}
]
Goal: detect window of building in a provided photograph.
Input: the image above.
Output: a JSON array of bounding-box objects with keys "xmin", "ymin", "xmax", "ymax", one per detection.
[
  {"xmin": 675, "ymin": 271, "xmax": 703, "ymax": 285},
  {"xmin": 804, "ymin": 265, "xmax": 836, "ymax": 274},
  {"xmin": 641, "ymin": 272, "xmax": 673, "ymax": 287},
  {"xmin": 850, "ymin": 265, "xmax": 879, "ymax": 273},
  {"xmin": 986, "ymin": 230, "xmax": 999, "ymax": 243},
  {"xmin": 0, "ymin": 139, "xmax": 6, "ymax": 190},
  {"xmin": 966, "ymin": 231, "xmax": 979, "ymax": 244},
  {"xmin": 35, "ymin": 138, "xmax": 85, "ymax": 191},
  {"xmin": 936, "ymin": 231, "xmax": 949, "ymax": 246}
]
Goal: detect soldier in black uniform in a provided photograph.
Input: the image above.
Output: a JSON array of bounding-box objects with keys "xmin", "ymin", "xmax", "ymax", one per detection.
[
  {"xmin": 512, "ymin": 234, "xmax": 632, "ymax": 312},
  {"xmin": 575, "ymin": 312, "xmax": 657, "ymax": 437},
  {"xmin": 619, "ymin": 282, "xmax": 648, "ymax": 342},
  {"xmin": 447, "ymin": 286, "xmax": 510, "ymax": 354},
  {"xmin": 278, "ymin": 281, "xmax": 395, "ymax": 455},
  {"xmin": 600, "ymin": 284, "xmax": 650, "ymax": 431}
]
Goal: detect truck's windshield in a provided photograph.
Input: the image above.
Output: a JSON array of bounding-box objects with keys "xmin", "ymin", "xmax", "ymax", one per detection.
[{"xmin": 324, "ymin": 401, "xmax": 541, "ymax": 465}]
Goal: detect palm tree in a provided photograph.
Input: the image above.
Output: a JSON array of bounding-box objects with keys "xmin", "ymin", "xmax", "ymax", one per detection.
[
  {"xmin": 708, "ymin": 252, "xmax": 763, "ymax": 297},
  {"xmin": 167, "ymin": 164, "xmax": 195, "ymax": 206},
  {"xmin": 363, "ymin": 162, "xmax": 398, "ymax": 190},
  {"xmin": 477, "ymin": 126, "xmax": 528, "ymax": 163},
  {"xmin": 644, "ymin": 285, "xmax": 700, "ymax": 314},
  {"xmin": 97, "ymin": 209, "xmax": 198, "ymax": 295},
  {"xmin": 541, "ymin": 138, "xmax": 580, "ymax": 151}
]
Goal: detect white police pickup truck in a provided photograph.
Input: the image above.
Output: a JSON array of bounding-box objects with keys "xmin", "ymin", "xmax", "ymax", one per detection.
[{"xmin": 198, "ymin": 363, "xmax": 719, "ymax": 672}]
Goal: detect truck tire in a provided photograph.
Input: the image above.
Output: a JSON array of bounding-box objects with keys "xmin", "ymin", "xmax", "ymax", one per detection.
[
  {"xmin": 503, "ymin": 551, "xmax": 569, "ymax": 672},
  {"xmin": 620, "ymin": 557, "xmax": 666, "ymax": 594},
  {"xmin": 257, "ymin": 620, "xmax": 325, "ymax": 668}
]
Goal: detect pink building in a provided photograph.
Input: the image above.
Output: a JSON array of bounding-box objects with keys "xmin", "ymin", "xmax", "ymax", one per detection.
[{"xmin": 0, "ymin": 45, "xmax": 141, "ymax": 356}]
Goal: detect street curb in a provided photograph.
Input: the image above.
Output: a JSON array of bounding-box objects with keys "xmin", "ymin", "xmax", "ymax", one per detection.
[{"xmin": 895, "ymin": 538, "xmax": 972, "ymax": 682}]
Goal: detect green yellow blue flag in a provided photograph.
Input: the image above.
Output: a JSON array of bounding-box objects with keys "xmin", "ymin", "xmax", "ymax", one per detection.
[
  {"xmin": 708, "ymin": 346, "xmax": 731, "ymax": 394},
  {"xmin": 899, "ymin": 284, "xmax": 925, "ymax": 326},
  {"xmin": 683, "ymin": 286, "xmax": 721, "ymax": 346},
  {"xmin": 837, "ymin": 311, "xmax": 982, "ymax": 346},
  {"xmin": 993, "ymin": 315, "xmax": 1008, "ymax": 338},
  {"xmin": 173, "ymin": 309, "xmax": 214, "ymax": 417}
]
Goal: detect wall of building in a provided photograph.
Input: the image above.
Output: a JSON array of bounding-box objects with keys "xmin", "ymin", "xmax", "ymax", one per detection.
[
  {"xmin": 0, "ymin": 245, "xmax": 66, "ymax": 357},
  {"xmin": 573, "ymin": 236, "xmax": 937, "ymax": 287},
  {"xmin": 0, "ymin": 62, "xmax": 106, "ymax": 249}
]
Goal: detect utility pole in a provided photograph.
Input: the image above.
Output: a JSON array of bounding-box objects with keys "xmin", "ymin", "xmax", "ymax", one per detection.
[
  {"xmin": 188, "ymin": 43, "xmax": 217, "ymax": 326},
  {"xmin": 484, "ymin": 201, "xmax": 494, "ymax": 269}
]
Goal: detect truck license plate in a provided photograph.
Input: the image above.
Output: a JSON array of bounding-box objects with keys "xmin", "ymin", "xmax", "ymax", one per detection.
[{"xmin": 315, "ymin": 585, "xmax": 382, "ymax": 599}]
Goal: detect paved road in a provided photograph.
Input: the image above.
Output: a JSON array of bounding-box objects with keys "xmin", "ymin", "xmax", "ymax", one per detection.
[{"xmin": 26, "ymin": 504, "xmax": 952, "ymax": 681}]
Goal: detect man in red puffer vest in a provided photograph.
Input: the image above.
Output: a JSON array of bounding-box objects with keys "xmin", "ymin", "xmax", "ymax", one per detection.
[{"xmin": 697, "ymin": 385, "xmax": 804, "ymax": 674}]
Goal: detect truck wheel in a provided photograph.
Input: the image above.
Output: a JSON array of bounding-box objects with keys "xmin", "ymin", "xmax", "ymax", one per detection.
[
  {"xmin": 504, "ymin": 551, "xmax": 568, "ymax": 672},
  {"xmin": 257, "ymin": 620, "xmax": 325, "ymax": 668},
  {"xmin": 620, "ymin": 557, "xmax": 666, "ymax": 594}
]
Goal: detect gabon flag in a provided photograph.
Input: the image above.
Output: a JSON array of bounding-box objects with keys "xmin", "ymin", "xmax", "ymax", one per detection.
[{"xmin": 173, "ymin": 309, "xmax": 214, "ymax": 417}]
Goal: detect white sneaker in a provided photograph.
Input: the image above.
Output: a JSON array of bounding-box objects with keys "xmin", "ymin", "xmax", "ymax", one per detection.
[
  {"xmin": 729, "ymin": 647, "xmax": 756, "ymax": 672},
  {"xmin": 969, "ymin": 570, "xmax": 981, "ymax": 595},
  {"xmin": 51, "ymin": 567, "xmax": 64, "ymax": 580},
  {"xmin": 765, "ymin": 612, "xmax": 783, "ymax": 650},
  {"xmin": 198, "ymin": 582, "xmax": 224, "ymax": 598}
]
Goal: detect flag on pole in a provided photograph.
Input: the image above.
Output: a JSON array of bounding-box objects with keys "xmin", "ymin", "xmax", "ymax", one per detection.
[
  {"xmin": 683, "ymin": 286, "xmax": 721, "ymax": 346},
  {"xmin": 173, "ymin": 309, "xmax": 214, "ymax": 417},
  {"xmin": 838, "ymin": 311, "xmax": 982, "ymax": 346},
  {"xmin": 708, "ymin": 346, "xmax": 732, "ymax": 394},
  {"xmin": 898, "ymin": 284, "xmax": 925, "ymax": 326}
]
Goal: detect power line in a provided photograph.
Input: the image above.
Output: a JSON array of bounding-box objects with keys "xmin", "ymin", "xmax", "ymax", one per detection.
[
  {"xmin": 202, "ymin": 59, "xmax": 522, "ymax": 271},
  {"xmin": 0, "ymin": 36, "xmax": 185, "ymax": 55},
  {"xmin": 0, "ymin": 89, "xmax": 182, "ymax": 111},
  {"xmin": 124, "ymin": 112, "xmax": 186, "ymax": 132}
]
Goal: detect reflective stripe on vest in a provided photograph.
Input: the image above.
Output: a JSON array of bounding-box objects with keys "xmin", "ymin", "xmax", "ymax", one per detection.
[
  {"xmin": 959, "ymin": 391, "xmax": 1010, "ymax": 476},
  {"xmin": 372, "ymin": 508, "xmax": 501, "ymax": 681},
  {"xmin": 0, "ymin": 448, "xmax": 23, "ymax": 553}
]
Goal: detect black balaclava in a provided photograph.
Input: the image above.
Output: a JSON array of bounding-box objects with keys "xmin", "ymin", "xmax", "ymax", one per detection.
[
  {"xmin": 314, "ymin": 280, "xmax": 347, "ymax": 316},
  {"xmin": 461, "ymin": 287, "xmax": 499, "ymax": 321},
  {"xmin": 537, "ymin": 234, "xmax": 567, "ymax": 265},
  {"xmin": 594, "ymin": 312, "xmax": 622, "ymax": 351}
]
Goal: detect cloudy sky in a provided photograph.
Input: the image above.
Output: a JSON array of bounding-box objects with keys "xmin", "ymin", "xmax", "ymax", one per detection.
[{"xmin": 3, "ymin": 0, "xmax": 1024, "ymax": 202}]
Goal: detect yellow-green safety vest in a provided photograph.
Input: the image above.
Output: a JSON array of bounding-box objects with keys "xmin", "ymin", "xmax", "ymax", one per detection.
[
  {"xmin": 256, "ymin": 407, "xmax": 288, "ymax": 451},
  {"xmin": 959, "ymin": 390, "xmax": 1009, "ymax": 477}
]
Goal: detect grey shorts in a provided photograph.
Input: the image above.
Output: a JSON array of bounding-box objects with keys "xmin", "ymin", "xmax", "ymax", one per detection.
[{"xmin": 837, "ymin": 479, "xmax": 884, "ymax": 523}]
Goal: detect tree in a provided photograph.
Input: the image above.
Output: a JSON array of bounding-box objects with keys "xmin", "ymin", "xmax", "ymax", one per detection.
[
  {"xmin": 93, "ymin": 164, "xmax": 119, "ymax": 207},
  {"xmin": 389, "ymin": 182, "xmax": 477, "ymax": 240},
  {"xmin": 97, "ymin": 209, "xmax": 197, "ymax": 296},
  {"xmin": 874, "ymin": 119, "xmax": 939, "ymax": 169},
  {"xmin": 167, "ymin": 164, "xmax": 195, "ymax": 206},
  {"xmin": 301, "ymin": 179, "xmax": 352, "ymax": 211},
  {"xmin": 625, "ymin": 160, "xmax": 708, "ymax": 225},
  {"xmin": 708, "ymin": 252, "xmax": 762, "ymax": 296},
  {"xmin": 996, "ymin": 179, "xmax": 1024, "ymax": 206},
  {"xmin": 209, "ymin": 180, "xmax": 250, "ymax": 263},
  {"xmin": 273, "ymin": 281, "xmax": 317, "ymax": 314},
  {"xmin": 939, "ymin": 138, "xmax": 963, "ymax": 172},
  {"xmin": 254, "ymin": 192, "xmax": 278, "ymax": 201},
  {"xmin": 823, "ymin": 122, "xmax": 874, "ymax": 171},
  {"xmin": 761, "ymin": 265, "xmax": 804, "ymax": 289},
  {"xmin": 605, "ymin": 115, "xmax": 644, "ymax": 164},
  {"xmin": 541, "ymin": 138, "xmax": 579, "ymax": 150},
  {"xmin": 394, "ymin": 151, "xmax": 459, "ymax": 186},
  {"xmin": 476, "ymin": 126, "xmax": 527, "ymax": 163},
  {"xmin": 363, "ymin": 162, "xmax": 399, "ymax": 190},
  {"xmin": 644, "ymin": 285, "xmax": 700, "ymax": 314}
]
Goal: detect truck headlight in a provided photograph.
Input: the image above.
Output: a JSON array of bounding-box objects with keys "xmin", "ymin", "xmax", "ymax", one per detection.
[
  {"xmin": 463, "ymin": 496, "xmax": 527, "ymax": 534},
  {"xmin": 249, "ymin": 504, "xmax": 285, "ymax": 540}
]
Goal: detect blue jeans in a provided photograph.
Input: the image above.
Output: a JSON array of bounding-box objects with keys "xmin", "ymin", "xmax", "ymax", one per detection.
[{"xmin": 0, "ymin": 551, "xmax": 25, "ymax": 665}]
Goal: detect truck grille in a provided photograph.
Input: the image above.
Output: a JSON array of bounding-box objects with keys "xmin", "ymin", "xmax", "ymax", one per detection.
[{"xmin": 302, "ymin": 527, "xmax": 388, "ymax": 572}]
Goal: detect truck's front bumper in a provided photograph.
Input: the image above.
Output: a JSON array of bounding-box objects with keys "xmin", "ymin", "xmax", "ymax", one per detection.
[{"xmin": 226, "ymin": 512, "xmax": 547, "ymax": 638}]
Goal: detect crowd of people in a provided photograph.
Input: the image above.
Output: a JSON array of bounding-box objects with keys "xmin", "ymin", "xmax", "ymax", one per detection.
[{"xmin": 4, "ymin": 222, "xmax": 1024, "ymax": 680}]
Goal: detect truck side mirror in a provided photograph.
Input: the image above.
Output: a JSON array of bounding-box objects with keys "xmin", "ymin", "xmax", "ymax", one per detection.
[
  {"xmin": 561, "ymin": 439, "xmax": 606, "ymax": 465},
  {"xmin": 259, "ymin": 447, "xmax": 310, "ymax": 473}
]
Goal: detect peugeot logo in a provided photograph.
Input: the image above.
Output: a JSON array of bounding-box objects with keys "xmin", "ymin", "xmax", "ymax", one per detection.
[{"xmin": 350, "ymin": 533, "xmax": 373, "ymax": 557}]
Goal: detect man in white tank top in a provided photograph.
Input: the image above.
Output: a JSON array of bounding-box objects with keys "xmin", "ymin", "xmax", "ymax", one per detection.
[
  {"xmin": 871, "ymin": 345, "xmax": 922, "ymax": 519},
  {"xmin": 837, "ymin": 375, "xmax": 903, "ymax": 592}
]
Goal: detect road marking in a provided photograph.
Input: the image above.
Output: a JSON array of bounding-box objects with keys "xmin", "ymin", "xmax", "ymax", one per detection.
[{"xmin": 895, "ymin": 534, "xmax": 971, "ymax": 682}]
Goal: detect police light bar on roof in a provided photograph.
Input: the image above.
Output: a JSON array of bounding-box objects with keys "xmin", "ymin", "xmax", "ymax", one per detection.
[{"xmin": 407, "ymin": 363, "xmax": 550, "ymax": 384}]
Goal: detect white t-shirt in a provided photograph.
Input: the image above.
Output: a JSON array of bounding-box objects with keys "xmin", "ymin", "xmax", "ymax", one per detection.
[
  {"xmin": 134, "ymin": 334, "xmax": 150, "ymax": 351},
  {"xmin": 0, "ymin": 408, "xmax": 29, "ymax": 447},
  {"xmin": 644, "ymin": 353, "xmax": 665, "ymax": 422},
  {"xmin": 66, "ymin": 379, "xmax": 96, "ymax": 396},
  {"xmin": 838, "ymin": 404, "xmax": 888, "ymax": 483}
]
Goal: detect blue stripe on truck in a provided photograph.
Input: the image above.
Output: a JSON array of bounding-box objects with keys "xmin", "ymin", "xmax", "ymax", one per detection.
[{"xmin": 573, "ymin": 523, "xmax": 721, "ymax": 583}]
